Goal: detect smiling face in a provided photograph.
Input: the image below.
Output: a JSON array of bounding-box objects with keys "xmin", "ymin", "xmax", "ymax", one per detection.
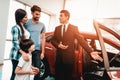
[
  {"xmin": 31, "ymin": 5, "xmax": 41, "ymax": 22},
  {"xmin": 32, "ymin": 11, "xmax": 41, "ymax": 22}
]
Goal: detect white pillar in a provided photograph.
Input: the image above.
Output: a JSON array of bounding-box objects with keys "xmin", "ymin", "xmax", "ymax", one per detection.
[{"xmin": 0, "ymin": 0, "xmax": 10, "ymax": 64}]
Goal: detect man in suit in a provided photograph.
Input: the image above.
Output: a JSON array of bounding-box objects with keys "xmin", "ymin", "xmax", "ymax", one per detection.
[{"xmin": 51, "ymin": 10, "xmax": 103, "ymax": 80}]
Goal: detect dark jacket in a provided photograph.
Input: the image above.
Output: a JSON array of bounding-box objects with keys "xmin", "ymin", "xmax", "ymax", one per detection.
[{"xmin": 51, "ymin": 24, "xmax": 92, "ymax": 64}]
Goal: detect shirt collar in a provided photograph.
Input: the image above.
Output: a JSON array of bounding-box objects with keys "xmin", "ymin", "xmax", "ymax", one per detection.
[{"xmin": 62, "ymin": 22, "xmax": 69, "ymax": 29}]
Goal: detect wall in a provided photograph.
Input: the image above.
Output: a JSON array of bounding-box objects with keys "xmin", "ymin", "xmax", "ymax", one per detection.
[{"xmin": 0, "ymin": 0, "xmax": 10, "ymax": 64}]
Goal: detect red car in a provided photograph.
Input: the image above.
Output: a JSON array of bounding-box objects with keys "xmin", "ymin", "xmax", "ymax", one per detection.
[{"xmin": 39, "ymin": 18, "xmax": 120, "ymax": 80}]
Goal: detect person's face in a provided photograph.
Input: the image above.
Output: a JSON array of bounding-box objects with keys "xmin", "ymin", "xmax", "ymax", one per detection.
[
  {"xmin": 32, "ymin": 11, "xmax": 41, "ymax": 21},
  {"xmin": 28, "ymin": 44, "xmax": 35, "ymax": 53},
  {"xmin": 59, "ymin": 13, "xmax": 68, "ymax": 24},
  {"xmin": 21, "ymin": 15, "xmax": 28, "ymax": 23}
]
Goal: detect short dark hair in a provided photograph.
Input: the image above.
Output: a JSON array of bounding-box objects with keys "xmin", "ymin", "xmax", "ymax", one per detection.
[
  {"xmin": 31, "ymin": 5, "xmax": 41, "ymax": 12},
  {"xmin": 60, "ymin": 10, "xmax": 70, "ymax": 20},
  {"xmin": 19, "ymin": 39, "xmax": 34, "ymax": 53}
]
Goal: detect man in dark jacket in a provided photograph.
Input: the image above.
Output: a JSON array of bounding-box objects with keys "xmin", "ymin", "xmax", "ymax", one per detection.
[{"xmin": 51, "ymin": 10, "xmax": 103, "ymax": 80}]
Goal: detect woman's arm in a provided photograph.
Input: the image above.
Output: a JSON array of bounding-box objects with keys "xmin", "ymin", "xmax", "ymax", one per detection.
[
  {"xmin": 12, "ymin": 26, "xmax": 29, "ymax": 61},
  {"xmin": 11, "ymin": 26, "xmax": 20, "ymax": 50}
]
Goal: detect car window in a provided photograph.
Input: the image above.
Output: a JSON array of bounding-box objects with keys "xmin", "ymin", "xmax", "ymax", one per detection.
[
  {"xmin": 96, "ymin": 18, "xmax": 120, "ymax": 43},
  {"xmin": 95, "ymin": 40, "xmax": 119, "ymax": 54},
  {"xmin": 96, "ymin": 18, "xmax": 120, "ymax": 54}
]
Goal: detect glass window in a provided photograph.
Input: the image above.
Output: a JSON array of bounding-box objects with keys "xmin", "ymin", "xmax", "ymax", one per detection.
[
  {"xmin": 40, "ymin": 12, "xmax": 50, "ymax": 32},
  {"xmin": 25, "ymin": 6, "xmax": 32, "ymax": 19}
]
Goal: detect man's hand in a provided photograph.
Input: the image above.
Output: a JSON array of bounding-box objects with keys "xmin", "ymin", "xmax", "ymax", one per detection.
[
  {"xmin": 90, "ymin": 51, "xmax": 103, "ymax": 62},
  {"xmin": 58, "ymin": 42, "xmax": 68, "ymax": 49}
]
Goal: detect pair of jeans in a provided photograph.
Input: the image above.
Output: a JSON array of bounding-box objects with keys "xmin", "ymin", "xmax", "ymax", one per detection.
[
  {"xmin": 32, "ymin": 50, "xmax": 41, "ymax": 80},
  {"xmin": 10, "ymin": 59, "xmax": 18, "ymax": 80}
]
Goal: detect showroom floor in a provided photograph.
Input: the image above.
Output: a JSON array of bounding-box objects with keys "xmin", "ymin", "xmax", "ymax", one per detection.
[{"xmin": 0, "ymin": 60, "xmax": 55, "ymax": 80}]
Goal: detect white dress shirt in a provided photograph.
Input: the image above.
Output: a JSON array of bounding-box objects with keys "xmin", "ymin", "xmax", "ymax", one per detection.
[{"xmin": 61, "ymin": 23, "xmax": 69, "ymax": 36}]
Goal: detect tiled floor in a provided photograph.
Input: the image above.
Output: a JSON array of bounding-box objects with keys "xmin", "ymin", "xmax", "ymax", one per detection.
[{"xmin": 0, "ymin": 60, "xmax": 55, "ymax": 80}]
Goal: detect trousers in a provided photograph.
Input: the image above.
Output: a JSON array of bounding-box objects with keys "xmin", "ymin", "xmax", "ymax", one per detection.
[{"xmin": 32, "ymin": 50, "xmax": 41, "ymax": 80}]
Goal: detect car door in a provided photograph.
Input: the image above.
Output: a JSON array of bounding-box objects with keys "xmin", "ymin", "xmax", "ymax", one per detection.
[{"xmin": 93, "ymin": 18, "xmax": 120, "ymax": 80}]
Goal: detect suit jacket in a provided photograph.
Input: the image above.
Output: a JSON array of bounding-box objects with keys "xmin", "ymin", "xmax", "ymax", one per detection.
[{"xmin": 51, "ymin": 24, "xmax": 92, "ymax": 64}]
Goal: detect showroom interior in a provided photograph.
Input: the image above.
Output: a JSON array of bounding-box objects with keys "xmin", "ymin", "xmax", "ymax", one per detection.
[{"xmin": 0, "ymin": 0, "xmax": 120, "ymax": 80}]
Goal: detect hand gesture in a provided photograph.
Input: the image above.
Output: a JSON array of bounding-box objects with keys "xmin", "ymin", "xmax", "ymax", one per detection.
[
  {"xmin": 58, "ymin": 42, "xmax": 68, "ymax": 49},
  {"xmin": 90, "ymin": 51, "xmax": 103, "ymax": 62}
]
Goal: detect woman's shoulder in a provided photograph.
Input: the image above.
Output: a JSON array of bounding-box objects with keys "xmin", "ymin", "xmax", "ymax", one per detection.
[
  {"xmin": 12, "ymin": 25, "xmax": 19, "ymax": 29},
  {"xmin": 11, "ymin": 25, "xmax": 21, "ymax": 33}
]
